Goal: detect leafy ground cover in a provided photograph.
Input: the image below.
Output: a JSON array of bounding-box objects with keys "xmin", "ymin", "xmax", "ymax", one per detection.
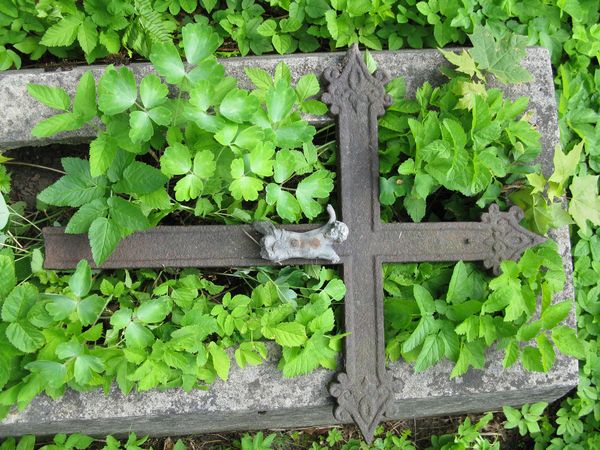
[{"xmin": 1, "ymin": 0, "xmax": 600, "ymax": 448}]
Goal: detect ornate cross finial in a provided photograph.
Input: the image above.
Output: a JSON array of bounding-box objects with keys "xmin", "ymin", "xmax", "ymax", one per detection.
[
  {"xmin": 322, "ymin": 44, "xmax": 392, "ymax": 119},
  {"xmin": 482, "ymin": 204, "xmax": 547, "ymax": 274}
]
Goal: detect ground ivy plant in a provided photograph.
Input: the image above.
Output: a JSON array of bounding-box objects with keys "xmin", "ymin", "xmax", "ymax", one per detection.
[{"xmin": 29, "ymin": 22, "xmax": 334, "ymax": 265}]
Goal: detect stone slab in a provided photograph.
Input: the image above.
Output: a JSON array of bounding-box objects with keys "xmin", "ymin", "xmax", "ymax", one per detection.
[
  {"xmin": 0, "ymin": 47, "xmax": 558, "ymax": 175},
  {"xmin": 0, "ymin": 47, "xmax": 578, "ymax": 437}
]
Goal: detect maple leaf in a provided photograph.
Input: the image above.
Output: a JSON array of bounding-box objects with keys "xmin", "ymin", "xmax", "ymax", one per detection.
[{"xmin": 468, "ymin": 26, "xmax": 533, "ymax": 84}]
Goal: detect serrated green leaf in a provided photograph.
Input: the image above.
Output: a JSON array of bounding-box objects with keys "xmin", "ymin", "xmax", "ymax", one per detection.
[
  {"xmin": 73, "ymin": 71, "xmax": 97, "ymax": 122},
  {"xmin": 140, "ymin": 74, "xmax": 168, "ymax": 109},
  {"xmin": 107, "ymin": 197, "xmax": 149, "ymax": 231},
  {"xmin": 219, "ymin": 89, "xmax": 259, "ymax": 123},
  {"xmin": 128, "ymin": 111, "xmax": 153, "ymax": 143},
  {"xmin": 66, "ymin": 199, "xmax": 107, "ymax": 234},
  {"xmin": 551, "ymin": 326, "xmax": 585, "ymax": 359},
  {"xmin": 113, "ymin": 162, "xmax": 168, "ymax": 195},
  {"xmin": 89, "ymin": 133, "xmax": 117, "ymax": 177},
  {"xmin": 208, "ymin": 342, "xmax": 230, "ymax": 381},
  {"xmin": 27, "ymin": 84, "xmax": 70, "ymax": 110},
  {"xmin": 266, "ymin": 79, "xmax": 296, "ymax": 123},
  {"xmin": 182, "ymin": 23, "xmax": 222, "ymax": 65},
  {"xmin": 88, "ymin": 217, "xmax": 121, "ymax": 265},
  {"xmin": 98, "ymin": 67, "xmax": 137, "ymax": 115},
  {"xmin": 77, "ymin": 17, "xmax": 98, "ymax": 55},
  {"xmin": 150, "ymin": 43, "xmax": 186, "ymax": 84},
  {"xmin": 31, "ymin": 113, "xmax": 83, "ymax": 137},
  {"xmin": 6, "ymin": 322, "xmax": 45, "ymax": 353},
  {"xmin": 296, "ymin": 170, "xmax": 333, "ymax": 219},
  {"xmin": 161, "ymin": 143, "xmax": 192, "ymax": 176},
  {"xmin": 69, "ymin": 260, "xmax": 92, "ymax": 298},
  {"xmin": 40, "ymin": 15, "xmax": 82, "ymax": 47}
]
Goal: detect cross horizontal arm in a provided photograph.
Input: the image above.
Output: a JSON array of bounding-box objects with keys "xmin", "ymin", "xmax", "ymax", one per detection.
[{"xmin": 42, "ymin": 224, "xmax": 336, "ymax": 270}]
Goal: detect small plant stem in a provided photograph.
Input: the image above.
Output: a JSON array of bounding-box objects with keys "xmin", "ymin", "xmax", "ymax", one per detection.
[{"xmin": 4, "ymin": 161, "xmax": 66, "ymax": 175}]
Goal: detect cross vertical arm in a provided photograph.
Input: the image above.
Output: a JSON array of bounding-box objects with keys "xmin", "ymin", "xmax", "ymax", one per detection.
[{"xmin": 322, "ymin": 44, "xmax": 394, "ymax": 442}]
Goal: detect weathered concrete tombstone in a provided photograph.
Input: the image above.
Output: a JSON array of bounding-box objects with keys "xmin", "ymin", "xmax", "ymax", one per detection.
[{"xmin": 0, "ymin": 46, "xmax": 578, "ymax": 441}]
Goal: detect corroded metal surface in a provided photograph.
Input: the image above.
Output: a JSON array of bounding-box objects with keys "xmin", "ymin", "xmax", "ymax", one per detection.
[{"xmin": 42, "ymin": 45, "xmax": 547, "ymax": 442}]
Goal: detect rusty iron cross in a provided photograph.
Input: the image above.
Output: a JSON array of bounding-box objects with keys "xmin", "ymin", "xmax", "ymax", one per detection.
[{"xmin": 43, "ymin": 45, "xmax": 545, "ymax": 442}]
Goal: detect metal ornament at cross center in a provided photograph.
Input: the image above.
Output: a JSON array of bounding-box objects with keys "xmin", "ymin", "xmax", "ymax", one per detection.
[{"xmin": 42, "ymin": 45, "xmax": 547, "ymax": 444}]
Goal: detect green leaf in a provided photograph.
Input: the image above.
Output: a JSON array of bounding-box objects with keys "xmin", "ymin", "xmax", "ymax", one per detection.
[
  {"xmin": 148, "ymin": 106, "xmax": 172, "ymax": 126},
  {"xmin": 44, "ymin": 294, "xmax": 77, "ymax": 320},
  {"xmin": 89, "ymin": 133, "xmax": 117, "ymax": 177},
  {"xmin": 38, "ymin": 158, "xmax": 106, "ymax": 207},
  {"xmin": 129, "ymin": 111, "xmax": 154, "ymax": 143},
  {"xmin": 219, "ymin": 89, "xmax": 259, "ymax": 123},
  {"xmin": 136, "ymin": 298, "xmax": 171, "ymax": 323},
  {"xmin": 69, "ymin": 260, "xmax": 92, "ymax": 298},
  {"xmin": 31, "ymin": 113, "xmax": 83, "ymax": 137},
  {"xmin": 248, "ymin": 142, "xmax": 274, "ymax": 176},
  {"xmin": 0, "ymin": 253, "xmax": 16, "ymax": 299},
  {"xmin": 74, "ymin": 354, "xmax": 104, "ymax": 385},
  {"xmin": 208, "ymin": 342, "xmax": 230, "ymax": 381},
  {"xmin": 98, "ymin": 67, "xmax": 137, "ymax": 115},
  {"xmin": 77, "ymin": 17, "xmax": 98, "ymax": 55},
  {"xmin": 468, "ymin": 26, "xmax": 532, "ymax": 83},
  {"xmin": 295, "ymin": 73, "xmax": 320, "ymax": 102},
  {"xmin": 450, "ymin": 339, "xmax": 485, "ymax": 378},
  {"xmin": 88, "ymin": 217, "xmax": 121, "ymax": 265},
  {"xmin": 150, "ymin": 43, "xmax": 186, "ymax": 84},
  {"xmin": 414, "ymin": 334, "xmax": 445, "ymax": 372},
  {"xmin": 24, "ymin": 361, "xmax": 67, "ymax": 390},
  {"xmin": 273, "ymin": 149, "xmax": 297, "ymax": 183},
  {"xmin": 107, "ymin": 197, "xmax": 149, "ymax": 231},
  {"xmin": 324, "ymin": 279, "xmax": 346, "ymax": 300},
  {"xmin": 541, "ymin": 301, "xmax": 572, "ymax": 329},
  {"xmin": 113, "ymin": 162, "xmax": 168, "ymax": 195},
  {"xmin": 503, "ymin": 338, "xmax": 520, "ymax": 368},
  {"xmin": 182, "ymin": 23, "xmax": 222, "ymax": 65},
  {"xmin": 548, "ymin": 143, "xmax": 582, "ymax": 188},
  {"xmin": 229, "ymin": 159, "xmax": 263, "ymax": 201},
  {"xmin": 2, "ymin": 283, "xmax": 38, "ymax": 322},
  {"xmin": 77, "ymin": 295, "xmax": 105, "ymax": 326},
  {"xmin": 273, "ymin": 322, "xmax": 308, "ymax": 347},
  {"xmin": 536, "ymin": 334, "xmax": 556, "ymax": 372},
  {"xmin": 569, "ymin": 174, "xmax": 600, "ymax": 233},
  {"xmin": 140, "ymin": 75, "xmax": 168, "ymax": 109},
  {"xmin": 521, "ymin": 346, "xmax": 544, "ymax": 372},
  {"xmin": 39, "ymin": 15, "xmax": 82, "ymax": 47},
  {"xmin": 440, "ymin": 49, "xmax": 482, "ymax": 78},
  {"xmin": 66, "ymin": 199, "xmax": 107, "ymax": 234},
  {"xmin": 125, "ymin": 322, "xmax": 155, "ymax": 348},
  {"xmin": 73, "ymin": 71, "xmax": 97, "ymax": 122},
  {"xmin": 161, "ymin": 144, "xmax": 191, "ymax": 178},
  {"xmin": 296, "ymin": 170, "xmax": 333, "ymax": 219},
  {"xmin": 6, "ymin": 322, "xmax": 45, "ymax": 353},
  {"xmin": 27, "ymin": 84, "xmax": 70, "ymax": 110},
  {"xmin": 245, "ymin": 67, "xmax": 273, "ymax": 90},
  {"xmin": 551, "ymin": 326, "xmax": 585, "ymax": 359},
  {"xmin": 266, "ymin": 79, "xmax": 296, "ymax": 123},
  {"xmin": 266, "ymin": 184, "xmax": 301, "ymax": 222}
]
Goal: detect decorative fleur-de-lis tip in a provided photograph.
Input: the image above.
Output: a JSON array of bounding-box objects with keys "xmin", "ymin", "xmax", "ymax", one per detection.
[
  {"xmin": 322, "ymin": 43, "xmax": 392, "ymax": 117},
  {"xmin": 329, "ymin": 372, "xmax": 394, "ymax": 444},
  {"xmin": 482, "ymin": 204, "xmax": 547, "ymax": 274}
]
